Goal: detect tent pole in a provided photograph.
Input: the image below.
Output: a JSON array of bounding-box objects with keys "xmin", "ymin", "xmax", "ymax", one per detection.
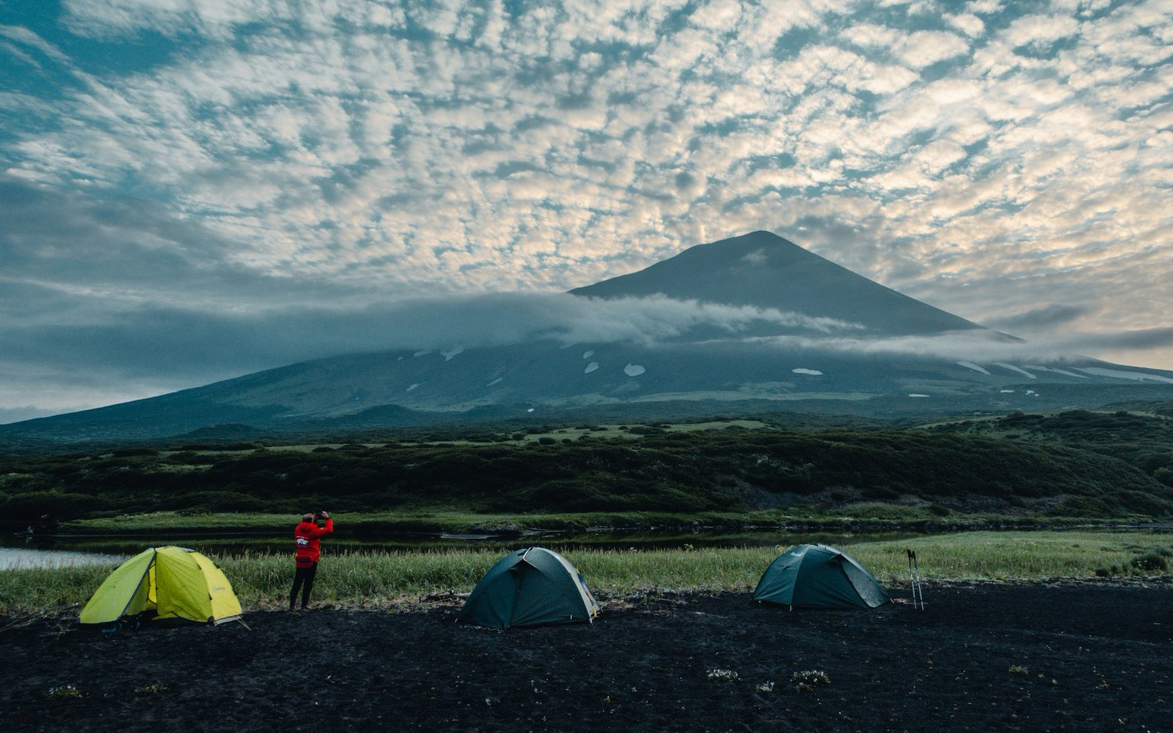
[{"xmin": 906, "ymin": 550, "xmax": 913, "ymax": 608}]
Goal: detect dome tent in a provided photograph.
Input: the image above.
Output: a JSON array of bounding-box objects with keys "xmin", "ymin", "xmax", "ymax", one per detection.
[
  {"xmin": 80, "ymin": 546, "xmax": 242, "ymax": 626},
  {"xmin": 753, "ymin": 544, "xmax": 890, "ymax": 610},
  {"xmin": 457, "ymin": 547, "xmax": 599, "ymax": 629}
]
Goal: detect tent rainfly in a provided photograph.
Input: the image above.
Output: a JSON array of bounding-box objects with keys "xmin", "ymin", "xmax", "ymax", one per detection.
[
  {"xmin": 80, "ymin": 546, "xmax": 243, "ymax": 626},
  {"xmin": 457, "ymin": 547, "xmax": 599, "ymax": 629},
  {"xmin": 752, "ymin": 543, "xmax": 890, "ymax": 610}
]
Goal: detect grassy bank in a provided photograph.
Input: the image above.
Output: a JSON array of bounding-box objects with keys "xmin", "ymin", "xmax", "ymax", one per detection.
[{"xmin": 2, "ymin": 531, "xmax": 1170, "ymax": 616}]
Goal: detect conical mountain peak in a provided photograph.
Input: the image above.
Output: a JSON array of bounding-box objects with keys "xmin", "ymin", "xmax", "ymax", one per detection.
[{"xmin": 570, "ymin": 231, "xmax": 981, "ymax": 336}]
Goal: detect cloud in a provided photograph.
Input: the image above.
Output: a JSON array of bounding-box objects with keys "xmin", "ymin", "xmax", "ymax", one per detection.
[
  {"xmin": 741, "ymin": 326, "xmax": 1173, "ymax": 371},
  {"xmin": 0, "ymin": 25, "xmax": 71, "ymax": 63},
  {"xmin": 894, "ymin": 31, "xmax": 971, "ymax": 69},
  {"xmin": 1067, "ymin": 326, "xmax": 1173, "ymax": 353},
  {"xmin": 986, "ymin": 304, "xmax": 1093, "ymax": 333},
  {"xmin": 0, "ymin": 175, "xmax": 365, "ymax": 312},
  {"xmin": 946, "ymin": 13, "xmax": 986, "ymax": 38},
  {"xmin": 2, "ymin": 0, "xmax": 1173, "ymax": 416},
  {"xmin": 0, "ymin": 406, "xmax": 61, "ymax": 425},
  {"xmin": 0, "ymin": 291, "xmax": 861, "ymax": 379},
  {"xmin": 1000, "ymin": 14, "xmax": 1080, "ymax": 50}
]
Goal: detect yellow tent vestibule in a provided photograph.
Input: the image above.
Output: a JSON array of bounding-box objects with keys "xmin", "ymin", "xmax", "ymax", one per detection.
[{"xmin": 80, "ymin": 546, "xmax": 242, "ymax": 626}]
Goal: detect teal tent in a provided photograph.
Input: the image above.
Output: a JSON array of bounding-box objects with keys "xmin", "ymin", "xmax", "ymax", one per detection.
[
  {"xmin": 753, "ymin": 544, "xmax": 890, "ymax": 610},
  {"xmin": 457, "ymin": 547, "xmax": 599, "ymax": 629}
]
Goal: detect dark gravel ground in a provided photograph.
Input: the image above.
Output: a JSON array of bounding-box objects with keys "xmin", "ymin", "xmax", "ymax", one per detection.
[{"xmin": 3, "ymin": 583, "xmax": 1171, "ymax": 732}]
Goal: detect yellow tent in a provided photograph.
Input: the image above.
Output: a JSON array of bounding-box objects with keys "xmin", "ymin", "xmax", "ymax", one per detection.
[{"xmin": 80, "ymin": 546, "xmax": 242, "ymax": 626}]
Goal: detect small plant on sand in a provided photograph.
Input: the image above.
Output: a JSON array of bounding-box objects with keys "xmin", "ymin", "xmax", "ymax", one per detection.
[
  {"xmin": 1008, "ymin": 665, "xmax": 1030, "ymax": 676},
  {"xmin": 48, "ymin": 685, "xmax": 82, "ymax": 699},
  {"xmin": 791, "ymin": 670, "xmax": 830, "ymax": 693},
  {"xmin": 135, "ymin": 683, "xmax": 169, "ymax": 694},
  {"xmin": 706, "ymin": 668, "xmax": 739, "ymax": 682}
]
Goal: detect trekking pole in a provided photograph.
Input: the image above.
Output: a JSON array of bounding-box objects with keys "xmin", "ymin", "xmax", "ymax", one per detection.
[
  {"xmin": 907, "ymin": 549, "xmax": 924, "ymax": 610},
  {"xmin": 906, "ymin": 549, "xmax": 915, "ymax": 609}
]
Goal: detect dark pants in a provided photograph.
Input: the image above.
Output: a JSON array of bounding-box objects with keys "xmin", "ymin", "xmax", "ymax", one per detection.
[{"xmin": 290, "ymin": 562, "xmax": 318, "ymax": 609}]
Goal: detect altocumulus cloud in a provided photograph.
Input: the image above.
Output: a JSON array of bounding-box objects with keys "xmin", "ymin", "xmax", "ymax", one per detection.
[{"xmin": 2, "ymin": 0, "xmax": 1173, "ymax": 414}]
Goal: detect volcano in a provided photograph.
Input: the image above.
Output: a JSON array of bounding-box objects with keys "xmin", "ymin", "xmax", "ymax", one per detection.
[{"xmin": 5, "ymin": 231, "xmax": 1173, "ymax": 444}]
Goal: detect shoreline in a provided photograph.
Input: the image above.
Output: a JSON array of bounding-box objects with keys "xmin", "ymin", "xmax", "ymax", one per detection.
[
  {"xmin": 4, "ymin": 575, "xmax": 1172, "ymax": 625},
  {"xmin": 10, "ymin": 514, "xmax": 1173, "ymax": 540}
]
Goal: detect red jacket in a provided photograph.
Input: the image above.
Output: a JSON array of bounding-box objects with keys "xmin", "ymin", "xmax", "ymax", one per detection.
[{"xmin": 295, "ymin": 518, "xmax": 334, "ymax": 567}]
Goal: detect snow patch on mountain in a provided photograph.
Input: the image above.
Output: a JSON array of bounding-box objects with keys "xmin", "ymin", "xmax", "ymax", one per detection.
[
  {"xmin": 995, "ymin": 363, "xmax": 1036, "ymax": 379},
  {"xmin": 957, "ymin": 361, "xmax": 990, "ymax": 375},
  {"xmin": 1025, "ymin": 365, "xmax": 1088, "ymax": 379}
]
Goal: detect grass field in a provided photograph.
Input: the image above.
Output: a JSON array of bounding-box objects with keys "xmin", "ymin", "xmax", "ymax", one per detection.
[{"xmin": 1, "ymin": 531, "xmax": 1170, "ymax": 616}]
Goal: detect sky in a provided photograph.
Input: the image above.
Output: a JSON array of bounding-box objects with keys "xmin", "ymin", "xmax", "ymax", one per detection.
[{"xmin": 2, "ymin": 0, "xmax": 1172, "ymax": 423}]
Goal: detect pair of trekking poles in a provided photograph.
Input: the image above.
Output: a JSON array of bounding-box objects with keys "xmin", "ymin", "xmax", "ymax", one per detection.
[{"xmin": 906, "ymin": 549, "xmax": 925, "ymax": 610}]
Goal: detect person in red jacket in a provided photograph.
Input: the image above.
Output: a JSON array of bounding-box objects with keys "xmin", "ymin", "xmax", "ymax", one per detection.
[{"xmin": 289, "ymin": 510, "xmax": 333, "ymax": 611}]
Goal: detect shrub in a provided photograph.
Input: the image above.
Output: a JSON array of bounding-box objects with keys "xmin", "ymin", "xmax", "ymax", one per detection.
[
  {"xmin": 861, "ymin": 486, "xmax": 900, "ymax": 500},
  {"xmin": 1130, "ymin": 552, "xmax": 1169, "ymax": 572},
  {"xmin": 112, "ymin": 448, "xmax": 158, "ymax": 458},
  {"xmin": 0, "ymin": 491, "xmax": 111, "ymax": 520},
  {"xmin": 172, "ymin": 491, "xmax": 269, "ymax": 513}
]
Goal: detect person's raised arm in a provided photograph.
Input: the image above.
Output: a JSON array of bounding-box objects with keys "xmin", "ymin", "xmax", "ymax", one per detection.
[{"xmin": 314, "ymin": 511, "xmax": 333, "ymax": 536}]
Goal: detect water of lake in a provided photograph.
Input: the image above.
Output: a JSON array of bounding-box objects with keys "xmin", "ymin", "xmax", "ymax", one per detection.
[{"xmin": 0, "ymin": 546, "xmax": 127, "ymax": 571}]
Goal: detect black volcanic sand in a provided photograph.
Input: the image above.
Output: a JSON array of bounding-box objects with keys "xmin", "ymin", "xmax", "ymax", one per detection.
[{"xmin": 3, "ymin": 584, "xmax": 1171, "ymax": 732}]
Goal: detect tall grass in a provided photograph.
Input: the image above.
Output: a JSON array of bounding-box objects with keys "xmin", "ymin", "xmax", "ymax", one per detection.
[
  {"xmin": 851, "ymin": 531, "xmax": 1173, "ymax": 581},
  {"xmin": 221, "ymin": 550, "xmax": 498, "ymax": 608},
  {"xmin": 0, "ymin": 564, "xmax": 114, "ymax": 616},
  {"xmin": 1, "ymin": 531, "xmax": 1169, "ymax": 615}
]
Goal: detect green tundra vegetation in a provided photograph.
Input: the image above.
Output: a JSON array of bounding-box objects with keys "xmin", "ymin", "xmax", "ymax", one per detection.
[
  {"xmin": 3, "ymin": 409, "xmax": 1173, "ymax": 522},
  {"xmin": 927, "ymin": 409, "xmax": 1173, "ymax": 488}
]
